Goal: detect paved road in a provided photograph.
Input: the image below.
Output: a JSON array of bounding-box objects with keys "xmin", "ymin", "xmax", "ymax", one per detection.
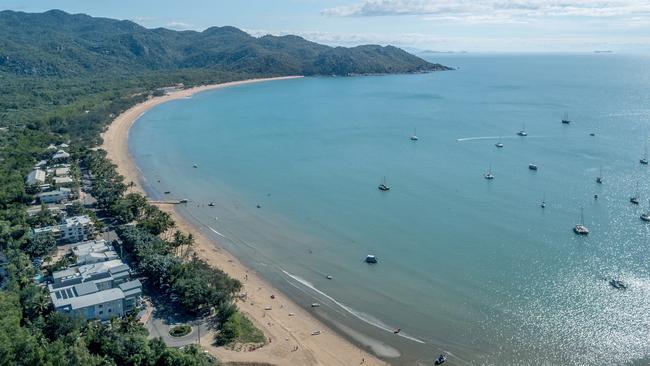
[{"xmin": 145, "ymin": 310, "xmax": 210, "ymax": 347}]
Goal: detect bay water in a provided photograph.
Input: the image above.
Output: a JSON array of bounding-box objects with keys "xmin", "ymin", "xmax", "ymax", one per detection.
[{"xmin": 130, "ymin": 53, "xmax": 650, "ymax": 365}]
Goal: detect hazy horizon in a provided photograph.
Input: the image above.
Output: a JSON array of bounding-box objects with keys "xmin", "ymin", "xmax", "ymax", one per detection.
[{"xmin": 1, "ymin": 0, "xmax": 649, "ymax": 53}]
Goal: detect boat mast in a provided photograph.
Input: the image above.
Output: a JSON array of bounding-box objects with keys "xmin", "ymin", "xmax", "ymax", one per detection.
[{"xmin": 580, "ymin": 207, "xmax": 584, "ymax": 225}]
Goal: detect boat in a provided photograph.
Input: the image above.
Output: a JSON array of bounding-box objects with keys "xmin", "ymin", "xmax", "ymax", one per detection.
[
  {"xmin": 562, "ymin": 112, "xmax": 570, "ymax": 124},
  {"xmin": 609, "ymin": 279, "xmax": 627, "ymax": 290},
  {"xmin": 641, "ymin": 142, "xmax": 648, "ymax": 165},
  {"xmin": 410, "ymin": 128, "xmax": 418, "ymax": 141},
  {"xmin": 311, "ymin": 303, "xmax": 320, "ymax": 308},
  {"xmin": 164, "ymin": 191, "xmax": 171, "ymax": 194},
  {"xmin": 517, "ymin": 123, "xmax": 527, "ymax": 136},
  {"xmin": 641, "ymin": 200, "xmax": 650, "ymax": 222},
  {"xmin": 193, "ymin": 164, "xmax": 198, "ymax": 168},
  {"xmin": 495, "ymin": 139, "xmax": 504, "ymax": 148},
  {"xmin": 208, "ymin": 202, "xmax": 215, "ymax": 207},
  {"xmin": 528, "ymin": 164, "xmax": 538, "ymax": 171},
  {"xmin": 596, "ymin": 166, "xmax": 603, "ymax": 184},
  {"xmin": 365, "ymin": 255, "xmax": 378, "ymax": 264},
  {"xmin": 484, "ymin": 165, "xmax": 494, "ymax": 180},
  {"xmin": 326, "ymin": 275, "xmax": 333, "ymax": 280},
  {"xmin": 589, "ymin": 132, "xmax": 595, "ymax": 136},
  {"xmin": 378, "ymin": 177, "xmax": 391, "ymax": 191},
  {"xmin": 573, "ymin": 207, "xmax": 589, "ymax": 235},
  {"xmin": 541, "ymin": 193, "xmax": 546, "ymax": 208},
  {"xmin": 434, "ymin": 354, "xmax": 447, "ymax": 365},
  {"xmin": 630, "ymin": 182, "xmax": 640, "ymax": 204}
]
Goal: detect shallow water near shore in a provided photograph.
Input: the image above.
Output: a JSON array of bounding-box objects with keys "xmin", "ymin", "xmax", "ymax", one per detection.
[{"xmin": 131, "ymin": 53, "xmax": 650, "ymax": 365}]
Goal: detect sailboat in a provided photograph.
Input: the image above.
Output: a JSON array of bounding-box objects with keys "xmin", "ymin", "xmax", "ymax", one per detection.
[
  {"xmin": 378, "ymin": 176, "xmax": 391, "ymax": 191},
  {"xmin": 517, "ymin": 123, "xmax": 528, "ymax": 136},
  {"xmin": 630, "ymin": 182, "xmax": 640, "ymax": 204},
  {"xmin": 573, "ymin": 207, "xmax": 589, "ymax": 235},
  {"xmin": 640, "ymin": 142, "xmax": 648, "ymax": 165},
  {"xmin": 562, "ymin": 112, "xmax": 570, "ymax": 124},
  {"xmin": 641, "ymin": 200, "xmax": 650, "ymax": 222},
  {"xmin": 484, "ymin": 165, "xmax": 495, "ymax": 180},
  {"xmin": 495, "ymin": 136, "xmax": 504, "ymax": 148},
  {"xmin": 410, "ymin": 128, "xmax": 418, "ymax": 141},
  {"xmin": 541, "ymin": 193, "xmax": 546, "ymax": 208},
  {"xmin": 596, "ymin": 166, "xmax": 603, "ymax": 184}
]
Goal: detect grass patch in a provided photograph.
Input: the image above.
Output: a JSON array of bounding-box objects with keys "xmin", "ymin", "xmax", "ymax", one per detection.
[
  {"xmin": 169, "ymin": 324, "xmax": 192, "ymax": 337},
  {"xmin": 214, "ymin": 311, "xmax": 265, "ymax": 346}
]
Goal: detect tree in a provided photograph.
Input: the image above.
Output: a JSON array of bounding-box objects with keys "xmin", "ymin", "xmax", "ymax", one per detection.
[
  {"xmin": 137, "ymin": 206, "xmax": 173, "ymax": 236},
  {"xmin": 22, "ymin": 231, "xmax": 56, "ymax": 258}
]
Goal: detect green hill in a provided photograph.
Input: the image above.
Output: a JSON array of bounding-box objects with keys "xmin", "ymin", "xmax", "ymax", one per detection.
[{"xmin": 0, "ymin": 9, "xmax": 450, "ymax": 77}]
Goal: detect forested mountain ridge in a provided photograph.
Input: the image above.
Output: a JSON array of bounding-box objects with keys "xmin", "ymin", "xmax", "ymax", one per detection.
[{"xmin": 0, "ymin": 9, "xmax": 450, "ymax": 77}]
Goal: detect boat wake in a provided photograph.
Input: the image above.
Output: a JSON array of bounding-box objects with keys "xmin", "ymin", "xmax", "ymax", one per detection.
[
  {"xmin": 207, "ymin": 226, "xmax": 228, "ymax": 239},
  {"xmin": 282, "ymin": 270, "xmax": 426, "ymax": 344},
  {"xmin": 457, "ymin": 135, "xmax": 548, "ymax": 142}
]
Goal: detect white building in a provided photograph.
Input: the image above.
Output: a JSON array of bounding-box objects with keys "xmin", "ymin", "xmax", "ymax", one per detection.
[
  {"xmin": 37, "ymin": 188, "xmax": 71, "ymax": 204},
  {"xmin": 33, "ymin": 215, "xmax": 94, "ymax": 244},
  {"xmin": 49, "ymin": 279, "xmax": 142, "ymax": 321},
  {"xmin": 71, "ymin": 239, "xmax": 119, "ymax": 265},
  {"xmin": 52, "ymin": 150, "xmax": 70, "ymax": 162},
  {"xmin": 53, "ymin": 176, "xmax": 74, "ymax": 187},
  {"xmin": 26, "ymin": 169, "xmax": 46, "ymax": 185}
]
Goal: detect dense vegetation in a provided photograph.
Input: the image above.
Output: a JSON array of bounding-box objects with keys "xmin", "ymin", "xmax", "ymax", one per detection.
[
  {"xmin": 0, "ymin": 9, "xmax": 449, "ymax": 78},
  {"xmin": 0, "ymin": 8, "xmax": 451, "ymax": 365}
]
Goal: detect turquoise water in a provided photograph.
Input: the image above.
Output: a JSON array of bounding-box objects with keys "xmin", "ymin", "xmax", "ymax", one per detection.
[{"xmin": 130, "ymin": 54, "xmax": 650, "ymax": 365}]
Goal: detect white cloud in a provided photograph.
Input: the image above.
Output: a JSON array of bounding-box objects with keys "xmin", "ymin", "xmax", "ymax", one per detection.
[
  {"xmin": 246, "ymin": 27, "xmax": 650, "ymax": 52},
  {"xmin": 322, "ymin": 0, "xmax": 650, "ymax": 22},
  {"xmin": 165, "ymin": 21, "xmax": 193, "ymax": 30}
]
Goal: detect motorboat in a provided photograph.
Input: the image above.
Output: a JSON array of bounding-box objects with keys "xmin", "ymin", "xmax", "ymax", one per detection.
[
  {"xmin": 434, "ymin": 354, "xmax": 447, "ymax": 365},
  {"xmin": 365, "ymin": 255, "xmax": 378, "ymax": 264},
  {"xmin": 528, "ymin": 164, "xmax": 538, "ymax": 171}
]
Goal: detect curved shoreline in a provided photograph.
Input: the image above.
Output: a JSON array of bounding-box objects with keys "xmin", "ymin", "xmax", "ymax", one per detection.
[{"xmin": 101, "ymin": 76, "xmax": 387, "ymax": 366}]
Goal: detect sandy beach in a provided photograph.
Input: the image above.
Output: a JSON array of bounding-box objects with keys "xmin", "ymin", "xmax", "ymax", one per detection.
[{"xmin": 101, "ymin": 76, "xmax": 387, "ymax": 366}]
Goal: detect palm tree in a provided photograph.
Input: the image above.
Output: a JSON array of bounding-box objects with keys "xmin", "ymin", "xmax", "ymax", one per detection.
[{"xmin": 183, "ymin": 233, "xmax": 195, "ymax": 258}]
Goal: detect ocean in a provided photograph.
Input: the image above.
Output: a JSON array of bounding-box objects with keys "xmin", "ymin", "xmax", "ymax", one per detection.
[{"xmin": 130, "ymin": 53, "xmax": 650, "ymax": 365}]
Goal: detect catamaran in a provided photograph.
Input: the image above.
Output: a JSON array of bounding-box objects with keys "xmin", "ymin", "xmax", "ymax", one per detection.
[
  {"xmin": 630, "ymin": 182, "xmax": 640, "ymax": 205},
  {"xmin": 573, "ymin": 207, "xmax": 589, "ymax": 235},
  {"xmin": 562, "ymin": 112, "xmax": 570, "ymax": 124},
  {"xmin": 484, "ymin": 165, "xmax": 494, "ymax": 180},
  {"xmin": 517, "ymin": 123, "xmax": 527, "ymax": 136},
  {"xmin": 378, "ymin": 176, "xmax": 390, "ymax": 191},
  {"xmin": 641, "ymin": 200, "xmax": 650, "ymax": 222},
  {"xmin": 410, "ymin": 128, "xmax": 418, "ymax": 141},
  {"xmin": 641, "ymin": 142, "xmax": 648, "ymax": 165}
]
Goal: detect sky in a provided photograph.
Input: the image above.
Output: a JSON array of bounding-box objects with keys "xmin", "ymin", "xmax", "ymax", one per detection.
[{"xmin": 1, "ymin": 0, "xmax": 650, "ymax": 52}]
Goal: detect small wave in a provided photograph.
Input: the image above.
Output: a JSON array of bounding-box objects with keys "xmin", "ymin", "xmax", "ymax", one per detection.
[
  {"xmin": 208, "ymin": 226, "xmax": 227, "ymax": 239},
  {"xmin": 282, "ymin": 270, "xmax": 426, "ymax": 344},
  {"xmin": 457, "ymin": 135, "xmax": 549, "ymax": 142},
  {"xmin": 457, "ymin": 136, "xmax": 501, "ymax": 142}
]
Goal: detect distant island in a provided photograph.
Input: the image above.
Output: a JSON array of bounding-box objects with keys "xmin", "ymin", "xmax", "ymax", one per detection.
[{"xmin": 0, "ymin": 9, "xmax": 450, "ymax": 77}]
